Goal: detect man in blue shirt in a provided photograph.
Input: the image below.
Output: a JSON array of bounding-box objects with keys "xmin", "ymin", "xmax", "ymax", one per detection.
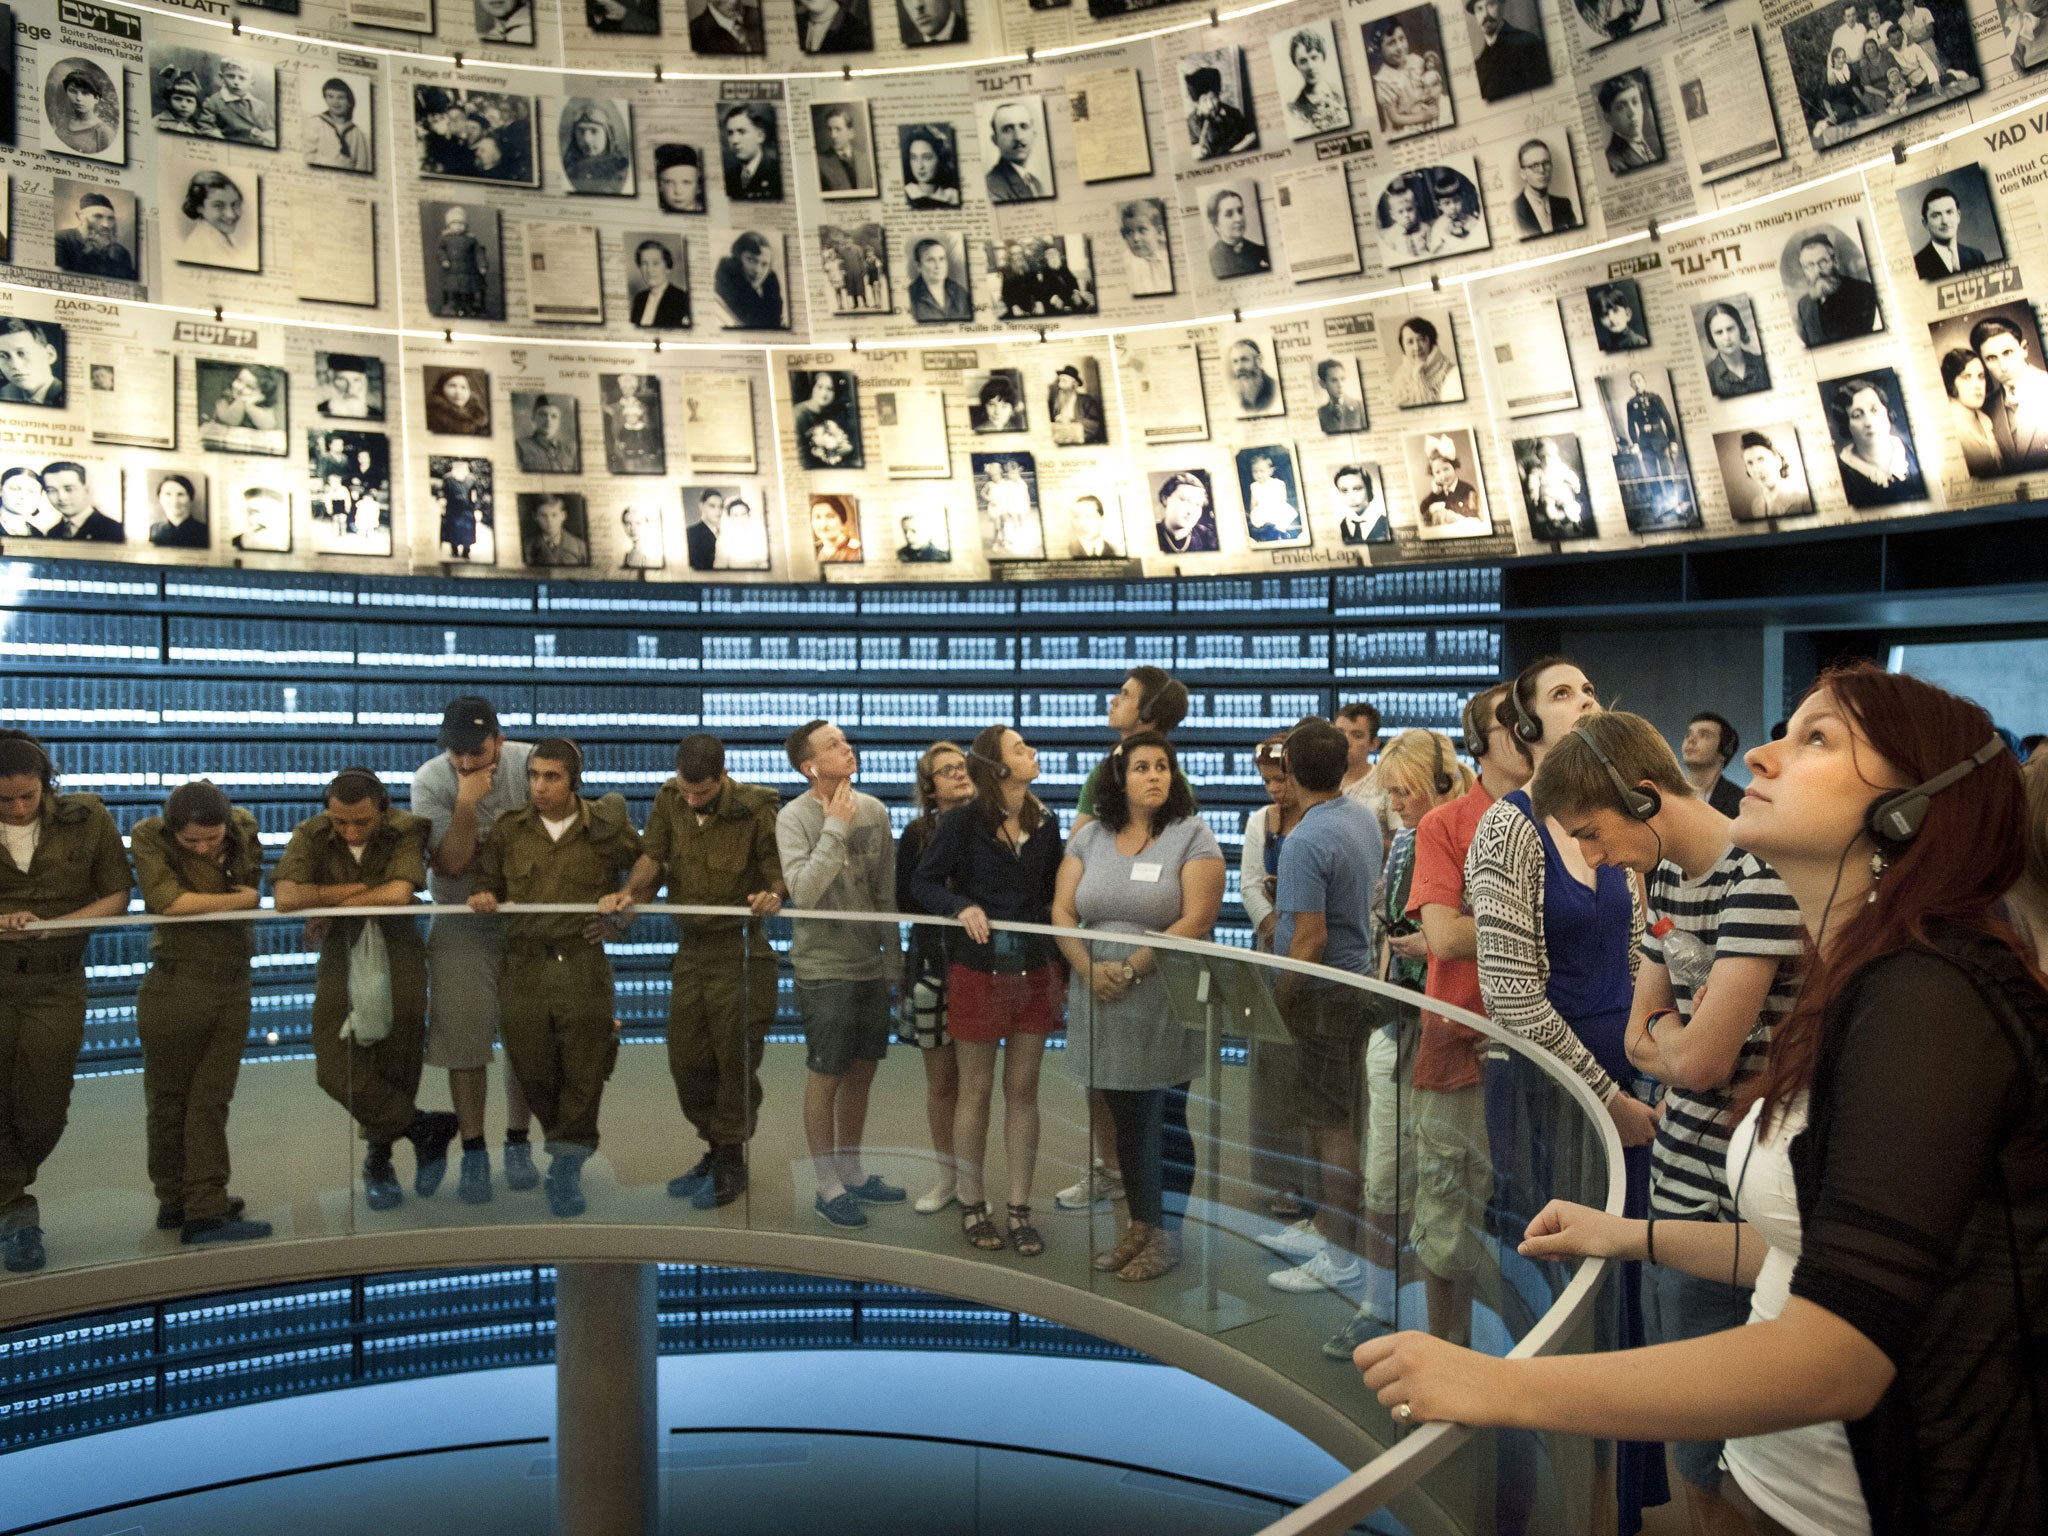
[{"xmin": 1267, "ymin": 719, "xmax": 1383, "ymax": 1295}]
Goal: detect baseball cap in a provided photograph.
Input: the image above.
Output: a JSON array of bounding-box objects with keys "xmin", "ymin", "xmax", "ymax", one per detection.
[{"xmin": 438, "ymin": 696, "xmax": 500, "ymax": 752}]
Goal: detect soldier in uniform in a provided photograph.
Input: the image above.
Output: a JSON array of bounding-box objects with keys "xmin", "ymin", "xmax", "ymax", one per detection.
[
  {"xmin": 273, "ymin": 768, "xmax": 460, "ymax": 1212},
  {"xmin": 470, "ymin": 739, "xmax": 642, "ymax": 1217},
  {"xmin": 129, "ymin": 781, "xmax": 273, "ymax": 1245},
  {"xmin": 411, "ymin": 697, "xmax": 537, "ymax": 1204},
  {"xmin": 0, "ymin": 733, "xmax": 133, "ymax": 1273},
  {"xmin": 614, "ymin": 734, "xmax": 785, "ymax": 1209}
]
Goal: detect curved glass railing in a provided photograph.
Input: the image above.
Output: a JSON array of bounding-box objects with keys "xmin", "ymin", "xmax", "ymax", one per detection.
[{"xmin": 3, "ymin": 904, "xmax": 1622, "ymax": 1535}]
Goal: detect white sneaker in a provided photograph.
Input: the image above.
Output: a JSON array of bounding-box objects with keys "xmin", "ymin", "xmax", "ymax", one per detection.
[
  {"xmin": 1268, "ymin": 1247, "xmax": 1365, "ymax": 1294},
  {"xmin": 914, "ymin": 1184, "xmax": 957, "ymax": 1215},
  {"xmin": 1256, "ymin": 1217, "xmax": 1326, "ymax": 1261},
  {"xmin": 1054, "ymin": 1163, "xmax": 1125, "ymax": 1212}
]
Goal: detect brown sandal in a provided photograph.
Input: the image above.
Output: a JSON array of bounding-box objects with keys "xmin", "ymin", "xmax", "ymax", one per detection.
[
  {"xmin": 1093, "ymin": 1220, "xmax": 1152, "ymax": 1273},
  {"xmin": 1117, "ymin": 1227, "xmax": 1182, "ymax": 1283},
  {"xmin": 1006, "ymin": 1203, "xmax": 1045, "ymax": 1258},
  {"xmin": 961, "ymin": 1200, "xmax": 1005, "ymax": 1251}
]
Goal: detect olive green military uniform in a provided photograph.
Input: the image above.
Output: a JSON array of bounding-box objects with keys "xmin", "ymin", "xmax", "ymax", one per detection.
[
  {"xmin": 0, "ymin": 792, "xmax": 132, "ymax": 1232},
  {"xmin": 272, "ymin": 809, "xmax": 432, "ymax": 1143},
  {"xmin": 477, "ymin": 795, "xmax": 641, "ymax": 1153},
  {"xmin": 642, "ymin": 778, "xmax": 783, "ymax": 1152},
  {"xmin": 129, "ymin": 808, "xmax": 263, "ymax": 1224}
]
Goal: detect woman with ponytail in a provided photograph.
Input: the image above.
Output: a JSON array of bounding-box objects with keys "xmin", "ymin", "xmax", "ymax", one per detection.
[{"xmin": 1356, "ymin": 662, "xmax": 2047, "ymax": 1536}]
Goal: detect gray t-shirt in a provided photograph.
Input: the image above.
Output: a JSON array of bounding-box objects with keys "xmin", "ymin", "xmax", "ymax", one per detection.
[
  {"xmin": 776, "ymin": 787, "xmax": 899, "ymax": 983},
  {"xmin": 411, "ymin": 739, "xmax": 535, "ymax": 903},
  {"xmin": 1063, "ymin": 815, "xmax": 1225, "ymax": 1092}
]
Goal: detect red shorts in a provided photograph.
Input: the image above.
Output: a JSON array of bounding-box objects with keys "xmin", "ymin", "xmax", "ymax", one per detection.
[{"xmin": 944, "ymin": 962, "xmax": 1065, "ymax": 1043}]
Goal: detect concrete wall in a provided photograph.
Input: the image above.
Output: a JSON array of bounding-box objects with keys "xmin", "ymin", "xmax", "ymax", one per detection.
[
  {"xmin": 1559, "ymin": 624, "xmax": 1769, "ymax": 784},
  {"xmin": 1895, "ymin": 638, "xmax": 2048, "ymax": 737}
]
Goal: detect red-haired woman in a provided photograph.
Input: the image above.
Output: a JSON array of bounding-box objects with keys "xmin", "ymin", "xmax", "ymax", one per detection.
[{"xmin": 1356, "ymin": 662, "xmax": 2046, "ymax": 1536}]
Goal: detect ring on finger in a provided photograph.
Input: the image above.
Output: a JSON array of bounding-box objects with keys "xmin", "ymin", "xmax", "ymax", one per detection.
[{"xmin": 1393, "ymin": 1403, "xmax": 1413, "ymax": 1423}]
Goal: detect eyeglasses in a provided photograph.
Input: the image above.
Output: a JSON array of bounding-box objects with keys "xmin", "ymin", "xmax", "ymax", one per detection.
[{"xmin": 931, "ymin": 762, "xmax": 970, "ymax": 778}]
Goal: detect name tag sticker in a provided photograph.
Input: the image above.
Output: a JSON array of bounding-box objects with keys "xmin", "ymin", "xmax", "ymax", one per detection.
[{"xmin": 1130, "ymin": 862, "xmax": 1163, "ymax": 883}]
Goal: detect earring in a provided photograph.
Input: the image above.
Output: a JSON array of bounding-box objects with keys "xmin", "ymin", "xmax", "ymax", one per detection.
[{"xmin": 1866, "ymin": 850, "xmax": 1887, "ymax": 903}]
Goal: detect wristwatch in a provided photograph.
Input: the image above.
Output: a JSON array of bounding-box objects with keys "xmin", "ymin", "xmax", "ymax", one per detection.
[{"xmin": 1117, "ymin": 961, "xmax": 1138, "ymax": 986}]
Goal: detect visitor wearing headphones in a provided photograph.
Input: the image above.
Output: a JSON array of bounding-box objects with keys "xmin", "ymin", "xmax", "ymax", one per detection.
[
  {"xmin": 275, "ymin": 768, "xmax": 460, "ymax": 1217},
  {"xmin": 896, "ymin": 742, "xmax": 977, "ymax": 1215},
  {"xmin": 1681, "ymin": 711, "xmax": 1746, "ymax": 818},
  {"xmin": 912, "ymin": 725, "xmax": 1065, "ymax": 1257},
  {"xmin": 1358, "ymin": 663, "xmax": 2047, "ymax": 1536},
  {"xmin": 0, "ymin": 732, "xmax": 133, "ymax": 1274},
  {"xmin": 1063, "ymin": 665, "xmax": 1189, "ymax": 1214},
  {"xmin": 1530, "ymin": 711, "xmax": 1806, "ymax": 1531},
  {"xmin": 1463, "ymin": 656, "xmax": 1669, "ymax": 1530},
  {"xmin": 1244, "ymin": 733, "xmax": 1320, "ymax": 1223}
]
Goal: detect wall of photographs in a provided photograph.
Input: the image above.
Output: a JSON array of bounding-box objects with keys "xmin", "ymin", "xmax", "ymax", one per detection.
[{"xmin": 5, "ymin": 0, "xmax": 2048, "ymax": 585}]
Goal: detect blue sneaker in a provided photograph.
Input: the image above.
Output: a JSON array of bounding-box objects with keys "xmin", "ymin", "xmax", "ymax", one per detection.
[
  {"xmin": 814, "ymin": 1191, "xmax": 869, "ymax": 1228},
  {"xmin": 666, "ymin": 1153, "xmax": 714, "ymax": 1201},
  {"xmin": 2, "ymin": 1226, "xmax": 45, "ymax": 1273},
  {"xmin": 546, "ymin": 1154, "xmax": 587, "ymax": 1218},
  {"xmin": 458, "ymin": 1148, "xmax": 493, "ymax": 1205},
  {"xmin": 363, "ymin": 1152, "xmax": 403, "ymax": 1212},
  {"xmin": 847, "ymin": 1175, "xmax": 906, "ymax": 1205},
  {"xmin": 182, "ymin": 1216, "xmax": 274, "ymax": 1246},
  {"xmin": 502, "ymin": 1140, "xmax": 540, "ymax": 1191}
]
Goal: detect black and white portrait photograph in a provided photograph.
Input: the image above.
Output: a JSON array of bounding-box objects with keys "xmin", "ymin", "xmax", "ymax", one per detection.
[
  {"xmin": 195, "ymin": 361, "xmax": 288, "ymax": 457},
  {"xmin": 900, "ymin": 123, "xmax": 963, "ymax": 209},
  {"xmin": 600, "ymin": 373, "xmax": 666, "ymax": 475},
  {"xmin": 1179, "ymin": 48, "xmax": 1259, "ymax": 160},
  {"xmin": 719, "ymin": 103, "xmax": 783, "ymax": 202},
  {"xmin": 424, "ymin": 366, "xmax": 492, "ymax": 436},
  {"xmin": 967, "ymin": 369, "xmax": 1029, "ymax": 433},
  {"xmin": 1820, "ymin": 366, "xmax": 1927, "ymax": 507},
  {"xmin": 1332, "ymin": 463, "xmax": 1391, "ymax": 544},
  {"xmin": 517, "ymin": 491, "xmax": 591, "ymax": 568},
  {"xmin": 907, "ymin": 234, "xmax": 971, "ymax": 323},
  {"xmin": 712, "ymin": 229, "xmax": 788, "ymax": 329},
  {"xmin": 812, "ymin": 101, "xmax": 878, "ymax": 198},
  {"xmin": 1369, "ymin": 162, "xmax": 1490, "ymax": 269},
  {"xmin": 413, "ymin": 87, "xmax": 537, "ymax": 187},
  {"xmin": 794, "ymin": 0, "xmax": 874, "ymax": 54},
  {"xmin": 429, "ymin": 456, "xmax": 495, "ymax": 563},
  {"xmin": 1597, "ymin": 367, "xmax": 1704, "ymax": 533},
  {"xmin": 1929, "ymin": 300, "xmax": 2048, "ymax": 477},
  {"xmin": 899, "ymin": 0, "xmax": 966, "ymax": 46},
  {"xmin": 226, "ymin": 480, "xmax": 292, "ymax": 553},
  {"xmin": 808, "ymin": 493, "xmax": 862, "ymax": 565},
  {"xmin": 1497, "ymin": 131, "xmax": 1580, "ymax": 240},
  {"xmin": 1896, "ymin": 164, "xmax": 2004, "ymax": 280},
  {"xmin": 316, "ymin": 351, "xmax": 384, "ymax": 421},
  {"xmin": 1571, "ymin": 0, "xmax": 1661, "ymax": 49},
  {"xmin": 420, "ymin": 202, "xmax": 505, "ymax": 321},
  {"xmin": 1406, "ymin": 429, "xmax": 1493, "ymax": 540},
  {"xmin": 1387, "ymin": 309, "xmax": 1466, "ymax": 407},
  {"xmin": 0, "ymin": 459, "xmax": 119, "ymax": 540},
  {"xmin": 303, "ymin": 70, "xmax": 375, "ymax": 172},
  {"xmin": 1149, "ymin": 469, "xmax": 1219, "ymax": 554},
  {"xmin": 1221, "ymin": 331, "xmax": 1286, "ymax": 419},
  {"xmin": 618, "ymin": 500, "xmax": 666, "ymax": 571},
  {"xmin": 980, "ymin": 96, "xmax": 1055, "ymax": 203},
  {"xmin": 309, "ymin": 429, "xmax": 393, "ymax": 557},
  {"xmin": 1595, "ymin": 68, "xmax": 1664, "ymax": 174},
  {"xmin": 1694, "ymin": 296, "xmax": 1772, "ymax": 398},
  {"xmin": 1513, "ymin": 434, "xmax": 1597, "ymax": 541},
  {"xmin": 819, "ymin": 224, "xmax": 887, "ymax": 314},
  {"xmin": 688, "ymin": 0, "xmax": 765, "ymax": 55},
  {"xmin": 1067, "ymin": 493, "xmax": 1121, "ymax": 558},
  {"xmin": 1117, "ymin": 197, "xmax": 1175, "ymax": 295},
  {"xmin": 164, "ymin": 157, "xmax": 260, "ymax": 272},
  {"xmin": 0, "ymin": 318, "xmax": 66, "ymax": 410},
  {"xmin": 792, "ymin": 368, "xmax": 863, "ymax": 468},
  {"xmin": 141, "ymin": 470, "xmax": 209, "ymax": 550},
  {"xmin": 971, "ymin": 452, "xmax": 1046, "ymax": 561},
  {"xmin": 1236, "ymin": 444, "xmax": 1309, "ymax": 547},
  {"xmin": 985, "ymin": 236, "xmax": 1095, "ymax": 320},
  {"xmin": 588, "ymin": 0, "xmax": 660, "ymax": 34},
  {"xmin": 896, "ymin": 502, "xmax": 952, "ymax": 562},
  {"xmin": 1999, "ymin": 0, "xmax": 2048, "ymax": 71},
  {"xmin": 1271, "ymin": 22, "xmax": 1351, "ymax": 140},
  {"xmin": 1203, "ymin": 182, "xmax": 1271, "ymax": 281},
  {"xmin": 1713, "ymin": 423, "xmax": 1814, "ymax": 522},
  {"xmin": 558, "ymin": 99, "xmax": 635, "ymax": 195},
  {"xmin": 684, "ymin": 486, "xmax": 773, "ymax": 570},
  {"xmin": 1047, "ymin": 360, "xmax": 1107, "ymax": 446},
  {"xmin": 512, "ymin": 391, "xmax": 582, "ymax": 474},
  {"xmin": 1313, "ymin": 356, "xmax": 1367, "ymax": 433},
  {"xmin": 1780, "ymin": 221, "xmax": 1883, "ymax": 347},
  {"xmin": 1587, "ymin": 279, "xmax": 1650, "ymax": 353},
  {"xmin": 51, "ymin": 181, "xmax": 138, "ymax": 281},
  {"xmin": 1465, "ymin": 0, "xmax": 1553, "ymax": 102},
  {"xmin": 625, "ymin": 233, "xmax": 691, "ymax": 329},
  {"xmin": 1364, "ymin": 7, "xmax": 1454, "ymax": 142},
  {"xmin": 1780, "ymin": 0, "xmax": 1979, "ymax": 153},
  {"xmin": 475, "ymin": 0, "xmax": 538, "ymax": 44},
  {"xmin": 655, "ymin": 144, "xmax": 706, "ymax": 211},
  {"xmin": 42, "ymin": 53, "xmax": 123, "ymax": 164},
  {"xmin": 147, "ymin": 48, "xmax": 276, "ymax": 148}
]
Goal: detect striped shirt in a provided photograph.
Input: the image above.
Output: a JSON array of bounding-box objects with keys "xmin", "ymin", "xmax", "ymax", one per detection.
[{"xmin": 1642, "ymin": 847, "xmax": 1805, "ymax": 1219}]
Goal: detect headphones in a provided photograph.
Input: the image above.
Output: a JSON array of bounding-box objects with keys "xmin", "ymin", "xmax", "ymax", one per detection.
[
  {"xmin": 1863, "ymin": 735, "xmax": 2007, "ymax": 849},
  {"xmin": 1509, "ymin": 681, "xmax": 1545, "ymax": 744},
  {"xmin": 326, "ymin": 767, "xmax": 390, "ymax": 813},
  {"xmin": 0, "ymin": 731, "xmax": 56, "ymax": 789},
  {"xmin": 534, "ymin": 738, "xmax": 585, "ymax": 793},
  {"xmin": 1573, "ymin": 723, "xmax": 1661, "ymax": 822},
  {"xmin": 967, "ymin": 748, "xmax": 1011, "ymax": 781},
  {"xmin": 1431, "ymin": 733, "xmax": 1456, "ymax": 797}
]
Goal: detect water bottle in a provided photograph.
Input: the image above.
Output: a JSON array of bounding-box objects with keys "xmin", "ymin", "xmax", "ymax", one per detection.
[{"xmin": 1649, "ymin": 916, "xmax": 1716, "ymax": 996}]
